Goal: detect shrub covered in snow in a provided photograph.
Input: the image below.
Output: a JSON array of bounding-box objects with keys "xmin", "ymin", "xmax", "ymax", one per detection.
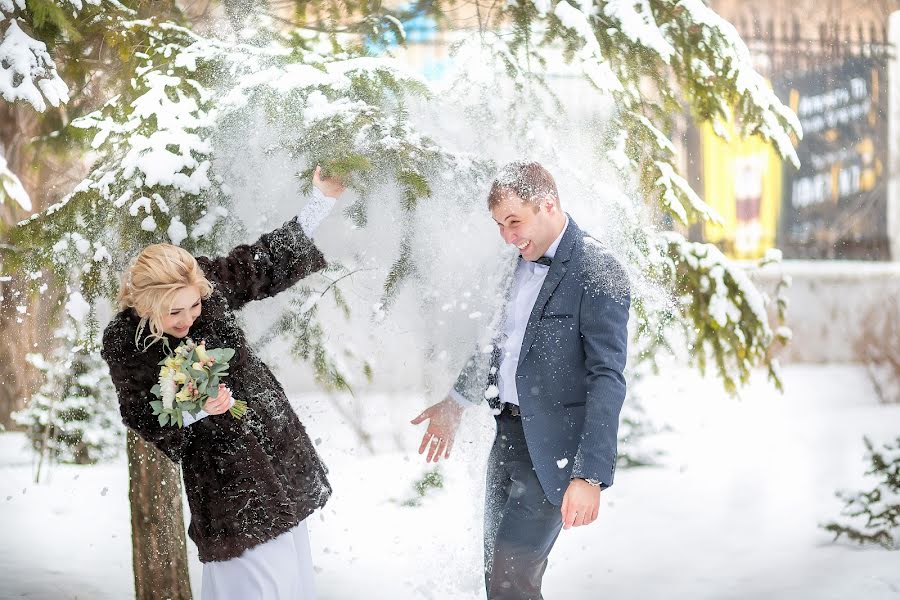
[
  {"xmin": 12, "ymin": 318, "xmax": 122, "ymax": 466},
  {"xmin": 823, "ymin": 436, "xmax": 900, "ymax": 550}
]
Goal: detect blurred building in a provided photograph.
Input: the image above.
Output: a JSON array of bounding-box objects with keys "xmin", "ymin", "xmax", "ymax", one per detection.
[
  {"xmin": 698, "ymin": 0, "xmax": 898, "ymax": 260},
  {"xmin": 362, "ymin": 1, "xmax": 900, "ymax": 261}
]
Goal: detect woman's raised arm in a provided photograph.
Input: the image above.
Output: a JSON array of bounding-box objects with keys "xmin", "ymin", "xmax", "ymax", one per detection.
[
  {"xmin": 197, "ymin": 167, "xmax": 344, "ymax": 310},
  {"xmin": 197, "ymin": 219, "xmax": 327, "ymax": 310}
]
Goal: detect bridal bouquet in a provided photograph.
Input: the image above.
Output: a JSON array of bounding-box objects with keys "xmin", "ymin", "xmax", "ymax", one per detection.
[{"xmin": 150, "ymin": 338, "xmax": 248, "ymax": 427}]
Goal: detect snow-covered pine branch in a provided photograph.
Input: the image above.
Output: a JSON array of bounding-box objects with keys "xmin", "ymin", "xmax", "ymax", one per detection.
[
  {"xmin": 0, "ymin": 0, "xmax": 128, "ymax": 112},
  {"xmin": 823, "ymin": 436, "xmax": 900, "ymax": 550},
  {"xmin": 11, "ymin": 16, "xmax": 491, "ymax": 387},
  {"xmin": 11, "ymin": 20, "xmax": 225, "ymax": 324},
  {"xmin": 0, "ymin": 19, "xmax": 68, "ymax": 111},
  {"xmin": 9, "ymin": 1, "xmax": 801, "ymax": 395},
  {"xmin": 472, "ymin": 0, "xmax": 799, "ymax": 391},
  {"xmin": 254, "ymin": 264, "xmax": 375, "ymax": 392},
  {"xmin": 523, "ymin": 0, "xmax": 803, "ymax": 221},
  {"xmin": 657, "ymin": 231, "xmax": 790, "ymax": 393}
]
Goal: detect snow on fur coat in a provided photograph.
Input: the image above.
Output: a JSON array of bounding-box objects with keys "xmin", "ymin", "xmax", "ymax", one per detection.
[{"xmin": 101, "ymin": 217, "xmax": 331, "ymax": 563}]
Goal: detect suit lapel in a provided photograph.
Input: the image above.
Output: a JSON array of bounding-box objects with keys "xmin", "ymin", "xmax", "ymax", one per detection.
[{"xmin": 518, "ymin": 217, "xmax": 579, "ymax": 367}]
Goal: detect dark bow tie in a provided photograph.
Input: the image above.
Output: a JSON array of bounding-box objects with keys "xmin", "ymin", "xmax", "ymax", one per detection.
[{"xmin": 532, "ymin": 256, "xmax": 552, "ymax": 267}]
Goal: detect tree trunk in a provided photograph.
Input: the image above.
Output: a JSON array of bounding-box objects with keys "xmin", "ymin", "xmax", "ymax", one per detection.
[
  {"xmin": 0, "ymin": 103, "xmax": 54, "ymax": 429},
  {"xmin": 127, "ymin": 429, "xmax": 193, "ymax": 600}
]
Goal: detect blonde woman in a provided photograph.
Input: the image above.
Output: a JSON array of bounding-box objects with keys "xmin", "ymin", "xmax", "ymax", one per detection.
[{"xmin": 101, "ymin": 168, "xmax": 345, "ymax": 600}]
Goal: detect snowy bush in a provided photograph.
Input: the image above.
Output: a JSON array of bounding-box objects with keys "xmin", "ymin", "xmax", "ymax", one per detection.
[
  {"xmin": 394, "ymin": 467, "xmax": 445, "ymax": 508},
  {"xmin": 12, "ymin": 318, "xmax": 123, "ymax": 465},
  {"xmin": 823, "ymin": 436, "xmax": 900, "ymax": 550}
]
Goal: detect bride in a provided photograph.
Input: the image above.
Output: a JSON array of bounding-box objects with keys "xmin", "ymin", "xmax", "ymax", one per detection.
[{"xmin": 101, "ymin": 167, "xmax": 345, "ymax": 600}]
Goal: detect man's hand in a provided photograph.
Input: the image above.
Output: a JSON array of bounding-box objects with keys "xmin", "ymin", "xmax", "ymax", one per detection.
[
  {"xmin": 312, "ymin": 165, "xmax": 346, "ymax": 199},
  {"xmin": 560, "ymin": 479, "xmax": 601, "ymax": 530},
  {"xmin": 410, "ymin": 396, "xmax": 465, "ymax": 463}
]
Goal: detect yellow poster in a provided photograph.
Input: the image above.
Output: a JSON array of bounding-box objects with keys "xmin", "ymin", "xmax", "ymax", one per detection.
[{"xmin": 701, "ymin": 120, "xmax": 783, "ymax": 259}]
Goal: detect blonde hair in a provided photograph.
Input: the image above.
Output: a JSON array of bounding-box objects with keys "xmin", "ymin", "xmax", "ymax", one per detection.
[{"xmin": 117, "ymin": 243, "xmax": 213, "ymax": 350}]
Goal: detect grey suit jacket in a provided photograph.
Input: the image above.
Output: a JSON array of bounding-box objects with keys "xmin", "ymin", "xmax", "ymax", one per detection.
[{"xmin": 453, "ymin": 216, "xmax": 630, "ymax": 506}]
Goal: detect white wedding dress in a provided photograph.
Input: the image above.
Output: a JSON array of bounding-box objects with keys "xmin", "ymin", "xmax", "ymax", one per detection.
[
  {"xmin": 201, "ymin": 520, "xmax": 316, "ymax": 600},
  {"xmin": 190, "ymin": 188, "xmax": 336, "ymax": 600}
]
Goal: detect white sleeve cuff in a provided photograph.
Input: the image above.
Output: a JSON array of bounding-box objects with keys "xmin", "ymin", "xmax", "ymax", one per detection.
[
  {"xmin": 183, "ymin": 397, "xmax": 234, "ymax": 426},
  {"xmin": 448, "ymin": 388, "xmax": 471, "ymax": 407},
  {"xmin": 298, "ymin": 187, "xmax": 337, "ymax": 236},
  {"xmin": 182, "ymin": 409, "xmax": 211, "ymax": 426}
]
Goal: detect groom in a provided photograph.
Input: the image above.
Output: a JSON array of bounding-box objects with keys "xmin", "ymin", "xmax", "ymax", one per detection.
[{"xmin": 412, "ymin": 161, "xmax": 630, "ymax": 599}]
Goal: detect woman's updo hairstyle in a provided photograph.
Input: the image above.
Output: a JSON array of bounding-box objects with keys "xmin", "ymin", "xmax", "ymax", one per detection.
[{"xmin": 117, "ymin": 243, "xmax": 213, "ymax": 350}]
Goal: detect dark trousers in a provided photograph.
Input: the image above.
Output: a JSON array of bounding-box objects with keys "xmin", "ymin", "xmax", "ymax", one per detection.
[{"xmin": 484, "ymin": 412, "xmax": 563, "ymax": 600}]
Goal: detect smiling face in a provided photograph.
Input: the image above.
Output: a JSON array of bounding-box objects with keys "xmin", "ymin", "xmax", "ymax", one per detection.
[
  {"xmin": 491, "ymin": 191, "xmax": 566, "ymax": 261},
  {"xmin": 161, "ymin": 285, "xmax": 202, "ymax": 338}
]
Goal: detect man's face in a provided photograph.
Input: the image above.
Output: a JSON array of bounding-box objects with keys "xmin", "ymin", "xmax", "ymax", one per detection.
[
  {"xmin": 162, "ymin": 286, "xmax": 202, "ymax": 338},
  {"xmin": 491, "ymin": 192, "xmax": 559, "ymax": 261}
]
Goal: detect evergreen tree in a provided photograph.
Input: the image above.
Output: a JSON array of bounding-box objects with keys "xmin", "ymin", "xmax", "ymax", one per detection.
[
  {"xmin": 12, "ymin": 301, "xmax": 122, "ymax": 469},
  {"xmin": 1, "ymin": 11, "xmax": 198, "ymax": 595},
  {"xmin": 823, "ymin": 436, "xmax": 900, "ymax": 550},
  {"xmin": 2, "ymin": 0, "xmax": 794, "ymax": 394}
]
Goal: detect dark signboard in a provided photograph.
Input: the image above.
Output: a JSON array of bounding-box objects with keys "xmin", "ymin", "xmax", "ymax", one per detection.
[{"xmin": 774, "ymin": 57, "xmax": 888, "ymax": 259}]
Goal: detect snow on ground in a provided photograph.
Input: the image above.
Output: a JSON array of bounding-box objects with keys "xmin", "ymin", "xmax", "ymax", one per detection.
[{"xmin": 1, "ymin": 364, "xmax": 898, "ymax": 599}]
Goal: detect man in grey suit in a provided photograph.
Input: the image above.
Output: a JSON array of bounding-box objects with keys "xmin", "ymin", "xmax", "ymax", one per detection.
[{"xmin": 411, "ymin": 161, "xmax": 630, "ymax": 599}]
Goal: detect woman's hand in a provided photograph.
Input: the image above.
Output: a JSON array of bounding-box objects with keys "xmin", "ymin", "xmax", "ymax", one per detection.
[
  {"xmin": 312, "ymin": 165, "xmax": 346, "ymax": 199},
  {"xmin": 203, "ymin": 384, "xmax": 233, "ymax": 415}
]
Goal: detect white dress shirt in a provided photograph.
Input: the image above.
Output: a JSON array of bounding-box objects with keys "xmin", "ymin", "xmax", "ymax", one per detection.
[
  {"xmin": 451, "ymin": 217, "xmax": 569, "ymax": 406},
  {"xmin": 182, "ymin": 187, "xmax": 336, "ymax": 426}
]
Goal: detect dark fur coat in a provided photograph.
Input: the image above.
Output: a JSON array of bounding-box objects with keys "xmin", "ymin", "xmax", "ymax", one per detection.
[{"xmin": 101, "ymin": 218, "xmax": 331, "ymax": 563}]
